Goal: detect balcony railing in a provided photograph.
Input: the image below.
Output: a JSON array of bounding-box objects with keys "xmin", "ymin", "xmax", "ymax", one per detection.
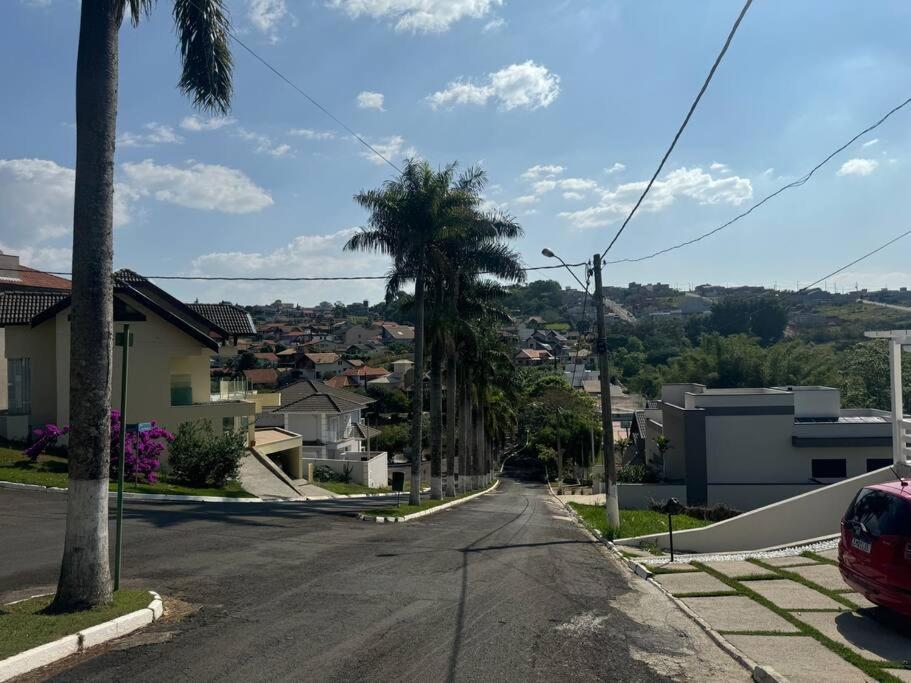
[
  {"xmin": 903, "ymin": 418, "xmax": 911, "ymax": 462},
  {"xmin": 210, "ymin": 379, "xmax": 255, "ymax": 403}
]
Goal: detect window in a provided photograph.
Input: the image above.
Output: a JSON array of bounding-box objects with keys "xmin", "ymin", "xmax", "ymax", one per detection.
[
  {"xmin": 223, "ymin": 417, "xmax": 235, "ymax": 433},
  {"xmin": 844, "ymin": 488, "xmax": 911, "ymax": 537},
  {"xmin": 7, "ymin": 358, "xmax": 31, "ymax": 415},
  {"xmin": 811, "ymin": 459, "xmax": 846, "ymax": 479},
  {"xmin": 867, "ymin": 459, "xmax": 893, "ymax": 473},
  {"xmin": 170, "ymin": 374, "xmax": 193, "ymax": 406}
]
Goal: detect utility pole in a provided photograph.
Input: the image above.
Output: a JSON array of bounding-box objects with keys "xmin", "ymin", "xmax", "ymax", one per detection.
[
  {"xmin": 592, "ymin": 254, "xmax": 620, "ymax": 528},
  {"xmin": 114, "ymin": 323, "xmax": 132, "ymax": 591}
]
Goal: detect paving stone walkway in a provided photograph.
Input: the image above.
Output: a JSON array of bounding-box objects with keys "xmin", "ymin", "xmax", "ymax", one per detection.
[{"xmin": 649, "ymin": 554, "xmax": 911, "ymax": 681}]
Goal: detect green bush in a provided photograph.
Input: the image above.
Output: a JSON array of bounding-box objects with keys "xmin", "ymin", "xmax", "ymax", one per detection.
[
  {"xmin": 312, "ymin": 464, "xmax": 341, "ymax": 482},
  {"xmin": 168, "ymin": 419, "xmax": 245, "ymax": 488},
  {"xmin": 617, "ymin": 463, "xmax": 660, "ymax": 483},
  {"xmin": 648, "ymin": 499, "xmax": 741, "ymax": 522}
]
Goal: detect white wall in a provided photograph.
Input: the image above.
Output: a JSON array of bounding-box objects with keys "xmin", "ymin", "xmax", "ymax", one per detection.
[
  {"xmin": 303, "ymin": 451, "xmax": 388, "ymax": 488},
  {"xmin": 618, "ymin": 483, "xmax": 687, "ymax": 509}
]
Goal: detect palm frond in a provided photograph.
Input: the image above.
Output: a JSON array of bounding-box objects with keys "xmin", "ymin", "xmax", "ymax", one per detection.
[{"xmin": 173, "ymin": 0, "xmax": 233, "ymax": 113}]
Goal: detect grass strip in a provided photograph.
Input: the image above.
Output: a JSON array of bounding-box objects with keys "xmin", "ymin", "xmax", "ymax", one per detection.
[
  {"xmin": 0, "ymin": 590, "xmax": 151, "ymax": 660},
  {"xmin": 747, "ymin": 559, "xmax": 858, "ymax": 610},
  {"xmin": 731, "ymin": 574, "xmax": 784, "ymax": 582},
  {"xmin": 363, "ymin": 488, "xmax": 483, "ymax": 518},
  {"xmin": 567, "ymin": 503, "xmax": 710, "ymax": 541},
  {"xmin": 673, "ymin": 590, "xmax": 740, "ymax": 598},
  {"xmin": 316, "ymin": 481, "xmax": 392, "ymax": 496},
  {"xmin": 693, "ymin": 561, "xmax": 903, "ymax": 682},
  {"xmin": 718, "ymin": 630, "xmax": 805, "ymax": 637},
  {"xmin": 801, "ymin": 550, "xmax": 839, "ymax": 566},
  {"xmin": 651, "ymin": 566, "xmax": 700, "ymax": 575}
]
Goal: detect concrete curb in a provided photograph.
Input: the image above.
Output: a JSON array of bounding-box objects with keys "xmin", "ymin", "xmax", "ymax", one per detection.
[
  {"xmin": 547, "ymin": 486, "xmax": 783, "ymax": 682},
  {"xmin": 357, "ymin": 479, "xmax": 500, "ymax": 523},
  {"xmin": 0, "ymin": 590, "xmax": 163, "ymax": 682}
]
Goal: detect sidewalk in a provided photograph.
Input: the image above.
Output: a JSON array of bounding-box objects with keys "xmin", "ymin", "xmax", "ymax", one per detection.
[{"xmin": 646, "ymin": 548, "xmax": 911, "ymax": 682}]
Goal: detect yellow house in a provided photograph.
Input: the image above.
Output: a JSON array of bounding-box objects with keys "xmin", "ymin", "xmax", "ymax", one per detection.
[{"xmin": 0, "ymin": 270, "xmax": 278, "ymax": 445}]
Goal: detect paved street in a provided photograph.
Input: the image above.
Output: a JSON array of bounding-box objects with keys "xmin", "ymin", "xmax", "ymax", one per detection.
[{"xmin": 1, "ymin": 464, "xmax": 745, "ymax": 682}]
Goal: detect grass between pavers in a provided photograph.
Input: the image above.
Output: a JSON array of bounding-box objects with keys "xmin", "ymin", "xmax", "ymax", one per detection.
[
  {"xmin": 362, "ymin": 488, "xmax": 484, "ymax": 518},
  {"xmin": 651, "ymin": 566, "xmax": 701, "ymax": 575},
  {"xmin": 801, "ymin": 550, "xmax": 839, "ymax": 566},
  {"xmin": 0, "ymin": 448, "xmax": 254, "ymax": 498},
  {"xmin": 567, "ymin": 503, "xmax": 711, "ymax": 542},
  {"xmin": 0, "ymin": 590, "xmax": 150, "ymax": 660},
  {"xmin": 747, "ymin": 559, "xmax": 858, "ymax": 610},
  {"xmin": 673, "ymin": 591, "xmax": 740, "ymax": 598},
  {"xmin": 693, "ymin": 561, "xmax": 904, "ymax": 682}
]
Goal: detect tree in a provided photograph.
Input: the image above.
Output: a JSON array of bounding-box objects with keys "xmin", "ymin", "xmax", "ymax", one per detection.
[{"xmin": 55, "ymin": 0, "xmax": 232, "ymax": 612}]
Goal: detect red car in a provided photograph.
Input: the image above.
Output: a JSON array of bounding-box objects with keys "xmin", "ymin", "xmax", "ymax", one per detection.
[{"xmin": 839, "ymin": 480, "xmax": 911, "ymax": 616}]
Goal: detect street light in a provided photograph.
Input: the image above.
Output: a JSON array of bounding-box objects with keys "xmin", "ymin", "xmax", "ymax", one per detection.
[
  {"xmin": 541, "ymin": 248, "xmax": 588, "ymax": 291},
  {"xmin": 541, "ymin": 247, "xmax": 620, "ymax": 528}
]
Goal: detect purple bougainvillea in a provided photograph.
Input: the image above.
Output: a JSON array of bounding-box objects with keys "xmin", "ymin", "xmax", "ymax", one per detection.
[{"xmin": 24, "ymin": 411, "xmax": 173, "ymax": 484}]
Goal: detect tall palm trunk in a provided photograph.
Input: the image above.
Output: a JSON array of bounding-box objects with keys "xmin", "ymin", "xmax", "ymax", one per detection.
[
  {"xmin": 472, "ymin": 398, "xmax": 482, "ymax": 490},
  {"xmin": 460, "ymin": 367, "xmax": 471, "ymax": 491},
  {"xmin": 429, "ymin": 340, "xmax": 443, "ymax": 499},
  {"xmin": 445, "ymin": 351, "xmax": 457, "ymax": 497},
  {"xmin": 52, "ymin": 0, "xmax": 120, "ymax": 612},
  {"xmin": 408, "ymin": 274, "xmax": 425, "ymax": 505}
]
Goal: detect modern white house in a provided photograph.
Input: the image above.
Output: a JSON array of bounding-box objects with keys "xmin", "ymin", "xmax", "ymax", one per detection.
[{"xmin": 629, "ymin": 382, "xmax": 896, "ymax": 510}]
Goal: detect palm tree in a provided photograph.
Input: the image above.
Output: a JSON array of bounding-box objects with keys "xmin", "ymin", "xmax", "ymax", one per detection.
[
  {"xmin": 55, "ymin": 0, "xmax": 232, "ymax": 612},
  {"xmin": 346, "ymin": 160, "xmax": 481, "ymax": 504}
]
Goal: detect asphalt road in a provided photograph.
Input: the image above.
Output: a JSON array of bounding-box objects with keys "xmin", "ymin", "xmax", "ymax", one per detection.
[{"xmin": 1, "ymin": 464, "xmax": 746, "ymax": 682}]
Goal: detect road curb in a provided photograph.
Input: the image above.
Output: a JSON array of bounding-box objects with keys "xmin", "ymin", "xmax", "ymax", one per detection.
[
  {"xmin": 0, "ymin": 590, "xmax": 163, "ymax": 683},
  {"xmin": 547, "ymin": 486, "xmax": 774, "ymax": 680},
  {"xmin": 357, "ymin": 479, "xmax": 500, "ymax": 523}
]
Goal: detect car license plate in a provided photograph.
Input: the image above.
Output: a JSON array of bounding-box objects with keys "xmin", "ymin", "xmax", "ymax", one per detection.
[{"xmin": 852, "ymin": 537, "xmax": 872, "ymax": 554}]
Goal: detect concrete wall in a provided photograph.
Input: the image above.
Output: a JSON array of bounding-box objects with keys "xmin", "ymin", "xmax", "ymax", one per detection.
[
  {"xmin": 5, "ymin": 321, "xmax": 56, "ymax": 430},
  {"xmin": 617, "ymin": 483, "xmax": 687, "ymax": 509},
  {"xmin": 302, "ymin": 451, "xmax": 388, "ymax": 488},
  {"xmin": 618, "ymin": 466, "xmax": 903, "ymax": 553}
]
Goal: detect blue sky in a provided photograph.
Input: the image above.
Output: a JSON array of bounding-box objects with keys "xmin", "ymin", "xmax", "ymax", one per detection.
[{"xmin": 2, "ymin": 0, "xmax": 911, "ymax": 305}]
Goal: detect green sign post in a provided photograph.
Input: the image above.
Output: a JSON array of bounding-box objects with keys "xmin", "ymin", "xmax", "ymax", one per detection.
[{"xmin": 114, "ymin": 324, "xmax": 133, "ymax": 591}]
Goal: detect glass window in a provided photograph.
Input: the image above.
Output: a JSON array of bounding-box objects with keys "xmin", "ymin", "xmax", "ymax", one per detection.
[
  {"xmin": 7, "ymin": 358, "xmax": 31, "ymax": 415},
  {"xmin": 811, "ymin": 459, "xmax": 846, "ymax": 479},
  {"xmin": 867, "ymin": 459, "xmax": 893, "ymax": 473},
  {"xmin": 846, "ymin": 488, "xmax": 911, "ymax": 537},
  {"xmin": 170, "ymin": 374, "xmax": 193, "ymax": 406},
  {"xmin": 222, "ymin": 417, "xmax": 234, "ymax": 433}
]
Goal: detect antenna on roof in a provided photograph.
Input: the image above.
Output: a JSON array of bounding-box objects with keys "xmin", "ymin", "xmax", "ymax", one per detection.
[{"xmin": 890, "ymin": 465, "xmax": 908, "ymax": 487}]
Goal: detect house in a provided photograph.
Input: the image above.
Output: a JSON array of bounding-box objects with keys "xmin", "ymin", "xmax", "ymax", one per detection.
[
  {"xmin": 680, "ymin": 293, "xmax": 713, "ymax": 315},
  {"xmin": 342, "ymin": 365, "xmax": 390, "ymax": 388},
  {"xmin": 514, "ymin": 349, "xmax": 554, "ymax": 366},
  {"xmin": 297, "ymin": 352, "xmax": 344, "ymax": 379},
  {"xmin": 380, "ymin": 323, "xmax": 415, "ymax": 346},
  {"xmin": 244, "ymin": 368, "xmax": 280, "ymax": 390},
  {"xmin": 259, "ymin": 379, "xmax": 380, "ymax": 459},
  {"xmin": 253, "ymin": 352, "xmax": 279, "ymax": 365},
  {"xmin": 343, "ymin": 324, "xmax": 380, "ymax": 347},
  {"xmin": 0, "ymin": 269, "xmax": 271, "ymax": 445},
  {"xmin": 0, "ymin": 252, "xmax": 72, "ymax": 413},
  {"xmin": 637, "ymin": 383, "xmax": 894, "ymax": 510},
  {"xmin": 276, "ymin": 347, "xmax": 298, "ymax": 367}
]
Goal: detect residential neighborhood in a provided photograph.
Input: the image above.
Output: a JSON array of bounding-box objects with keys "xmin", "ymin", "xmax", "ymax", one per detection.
[{"xmin": 2, "ymin": 2, "xmax": 911, "ymax": 683}]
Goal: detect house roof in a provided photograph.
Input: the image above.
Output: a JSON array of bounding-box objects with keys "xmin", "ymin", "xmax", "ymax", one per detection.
[
  {"xmin": 276, "ymin": 348, "xmax": 298, "ymax": 356},
  {"xmin": 350, "ymin": 423, "xmax": 381, "ymax": 440},
  {"xmin": 582, "ymin": 380, "xmax": 601, "ymax": 395},
  {"xmin": 324, "ymin": 375, "xmax": 356, "ymax": 389},
  {"xmin": 244, "ymin": 369, "xmax": 279, "ymax": 385},
  {"xmin": 345, "ymin": 358, "xmax": 365, "ymax": 368},
  {"xmin": 273, "ymin": 379, "xmax": 374, "ymax": 415},
  {"xmin": 187, "ymin": 303, "xmax": 256, "ymax": 336},
  {"xmin": 382, "ymin": 324, "xmax": 415, "ymax": 340},
  {"xmin": 0, "ymin": 291, "xmax": 69, "ymax": 326},
  {"xmin": 516, "ymin": 349, "xmax": 552, "ymax": 360},
  {"xmin": 0, "ymin": 265, "xmax": 71, "ymax": 291},
  {"xmin": 253, "ymin": 352, "xmax": 280, "ymax": 363},
  {"xmin": 304, "ymin": 352, "xmax": 340, "ymax": 364},
  {"xmin": 342, "ymin": 366, "xmax": 389, "ymax": 378}
]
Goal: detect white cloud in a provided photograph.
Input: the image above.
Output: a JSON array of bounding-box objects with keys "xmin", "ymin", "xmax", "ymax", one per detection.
[
  {"xmin": 118, "ymin": 123, "xmax": 183, "ymax": 148},
  {"xmin": 514, "ymin": 194, "xmax": 539, "ymax": 205},
  {"xmin": 531, "ymin": 179, "xmax": 557, "ymax": 194},
  {"xmin": 520, "ymin": 164, "xmax": 564, "ymax": 181},
  {"xmin": 604, "ymin": 162, "xmax": 625, "ymax": 175},
  {"xmin": 328, "ymin": 0, "xmax": 502, "ymax": 33},
  {"xmin": 0, "ymin": 159, "xmax": 134, "ymax": 250},
  {"xmin": 235, "ymin": 127, "xmax": 293, "ymax": 157},
  {"xmin": 762, "ymin": 167, "xmax": 775, "ymax": 178},
  {"xmin": 861, "ymin": 138, "xmax": 879, "ymax": 148},
  {"xmin": 427, "ymin": 61, "xmax": 560, "ymax": 112},
  {"xmin": 356, "ymin": 91, "xmax": 386, "ymax": 111},
  {"xmin": 837, "ymin": 158, "xmax": 879, "ymax": 176},
  {"xmin": 709, "ymin": 161, "xmax": 729, "ymax": 173},
  {"xmin": 288, "ymin": 128, "xmax": 336, "ymax": 140},
  {"xmin": 247, "ymin": 0, "xmax": 294, "ymax": 42},
  {"xmin": 482, "ymin": 17, "xmax": 505, "ymax": 32},
  {"xmin": 121, "ymin": 159, "xmax": 273, "ymax": 213},
  {"xmin": 560, "ymin": 166, "xmax": 752, "ymax": 229},
  {"xmin": 180, "ymin": 115, "xmax": 236, "ymax": 131},
  {"xmin": 558, "ymin": 177, "xmax": 598, "ymax": 192},
  {"xmin": 190, "ymin": 227, "xmax": 390, "ymax": 304},
  {"xmin": 562, "ymin": 192, "xmax": 584, "ymax": 201},
  {"xmin": 360, "ymin": 135, "xmax": 416, "ymax": 165}
]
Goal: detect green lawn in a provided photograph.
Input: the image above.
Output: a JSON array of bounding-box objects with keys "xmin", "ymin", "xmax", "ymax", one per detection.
[
  {"xmin": 0, "ymin": 590, "xmax": 151, "ymax": 660},
  {"xmin": 568, "ymin": 503, "xmax": 711, "ymax": 541},
  {"xmin": 363, "ymin": 488, "xmax": 483, "ymax": 518},
  {"xmin": 0, "ymin": 447, "xmax": 254, "ymax": 498},
  {"xmin": 316, "ymin": 481, "xmax": 392, "ymax": 496}
]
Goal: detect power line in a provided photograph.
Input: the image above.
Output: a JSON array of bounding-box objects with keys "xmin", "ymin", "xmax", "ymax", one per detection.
[
  {"xmin": 600, "ymin": 0, "xmax": 753, "ymax": 261},
  {"xmin": 798, "ymin": 229, "xmax": 911, "ymax": 293},
  {"xmin": 0, "ymin": 262, "xmax": 588, "ymax": 282},
  {"xmin": 606, "ymin": 95, "xmax": 911, "ymax": 266},
  {"xmin": 185, "ymin": 0, "xmax": 402, "ymax": 172}
]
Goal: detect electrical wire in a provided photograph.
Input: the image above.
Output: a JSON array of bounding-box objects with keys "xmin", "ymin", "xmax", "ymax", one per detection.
[
  {"xmin": 605, "ymin": 95, "xmax": 911, "ymax": 266},
  {"xmin": 600, "ymin": 0, "xmax": 753, "ymax": 261}
]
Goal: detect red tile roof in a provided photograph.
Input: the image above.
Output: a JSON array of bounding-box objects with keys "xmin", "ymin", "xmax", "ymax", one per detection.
[
  {"xmin": 342, "ymin": 366, "xmax": 390, "ymax": 378},
  {"xmin": 243, "ymin": 369, "xmax": 279, "ymax": 386},
  {"xmin": 0, "ymin": 266, "xmax": 71, "ymax": 291}
]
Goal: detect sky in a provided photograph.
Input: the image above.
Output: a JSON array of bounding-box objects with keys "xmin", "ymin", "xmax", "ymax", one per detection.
[{"xmin": 2, "ymin": 0, "xmax": 911, "ymax": 306}]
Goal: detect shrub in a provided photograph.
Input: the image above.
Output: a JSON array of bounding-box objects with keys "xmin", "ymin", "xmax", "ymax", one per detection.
[
  {"xmin": 312, "ymin": 464, "xmax": 341, "ymax": 482},
  {"xmin": 617, "ymin": 463, "xmax": 660, "ymax": 483},
  {"xmin": 168, "ymin": 419, "xmax": 244, "ymax": 488},
  {"xmin": 648, "ymin": 500, "xmax": 741, "ymax": 522}
]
